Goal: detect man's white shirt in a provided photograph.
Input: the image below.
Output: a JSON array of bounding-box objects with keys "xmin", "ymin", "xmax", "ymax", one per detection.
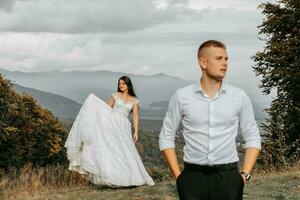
[{"xmin": 159, "ymin": 82, "xmax": 261, "ymax": 165}]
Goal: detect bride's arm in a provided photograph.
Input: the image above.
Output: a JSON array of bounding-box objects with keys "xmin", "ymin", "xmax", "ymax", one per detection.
[
  {"xmin": 107, "ymin": 96, "xmax": 115, "ymax": 108},
  {"xmin": 132, "ymin": 103, "xmax": 139, "ymax": 143}
]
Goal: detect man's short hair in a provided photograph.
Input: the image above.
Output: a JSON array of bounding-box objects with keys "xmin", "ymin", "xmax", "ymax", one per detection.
[{"xmin": 197, "ymin": 40, "xmax": 226, "ymax": 59}]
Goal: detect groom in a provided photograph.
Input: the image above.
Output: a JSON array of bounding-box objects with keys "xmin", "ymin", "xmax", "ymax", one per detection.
[{"xmin": 159, "ymin": 40, "xmax": 261, "ymax": 200}]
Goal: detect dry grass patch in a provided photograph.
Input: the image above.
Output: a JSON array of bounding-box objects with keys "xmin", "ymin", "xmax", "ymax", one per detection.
[
  {"xmin": 0, "ymin": 164, "xmax": 89, "ymax": 200},
  {"xmin": 1, "ymin": 163, "xmax": 299, "ymax": 200}
]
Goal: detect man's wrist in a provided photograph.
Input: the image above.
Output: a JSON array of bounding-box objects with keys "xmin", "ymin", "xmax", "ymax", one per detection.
[{"xmin": 240, "ymin": 171, "xmax": 251, "ymax": 181}]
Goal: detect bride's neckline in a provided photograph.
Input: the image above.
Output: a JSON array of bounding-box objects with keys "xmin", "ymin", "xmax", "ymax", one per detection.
[{"xmin": 116, "ymin": 93, "xmax": 134, "ymax": 105}]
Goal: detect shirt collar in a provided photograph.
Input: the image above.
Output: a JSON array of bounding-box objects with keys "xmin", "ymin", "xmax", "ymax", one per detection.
[{"xmin": 194, "ymin": 80, "xmax": 227, "ymax": 94}]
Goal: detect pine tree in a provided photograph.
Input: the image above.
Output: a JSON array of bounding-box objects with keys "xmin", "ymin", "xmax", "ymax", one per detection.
[{"xmin": 253, "ymin": 0, "xmax": 300, "ymax": 168}]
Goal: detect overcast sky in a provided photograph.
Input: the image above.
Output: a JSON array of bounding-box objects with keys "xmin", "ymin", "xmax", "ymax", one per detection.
[{"xmin": 0, "ymin": 0, "xmax": 271, "ymax": 82}]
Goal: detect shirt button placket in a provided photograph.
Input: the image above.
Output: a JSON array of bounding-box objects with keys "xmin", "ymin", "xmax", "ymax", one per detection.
[{"xmin": 208, "ymin": 100, "xmax": 214, "ymax": 165}]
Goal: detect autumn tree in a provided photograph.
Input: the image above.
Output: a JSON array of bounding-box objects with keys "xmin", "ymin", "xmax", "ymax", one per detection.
[{"xmin": 0, "ymin": 74, "xmax": 68, "ymax": 169}]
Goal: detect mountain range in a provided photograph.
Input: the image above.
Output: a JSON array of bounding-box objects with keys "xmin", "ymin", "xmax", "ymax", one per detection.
[
  {"xmin": 1, "ymin": 68, "xmax": 270, "ymax": 122},
  {"xmin": 0, "ymin": 69, "xmax": 191, "ymax": 107},
  {"xmin": 13, "ymin": 84, "xmax": 81, "ymax": 121}
]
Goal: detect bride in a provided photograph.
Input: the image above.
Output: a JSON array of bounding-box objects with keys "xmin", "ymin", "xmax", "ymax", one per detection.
[{"xmin": 64, "ymin": 76, "xmax": 155, "ymax": 186}]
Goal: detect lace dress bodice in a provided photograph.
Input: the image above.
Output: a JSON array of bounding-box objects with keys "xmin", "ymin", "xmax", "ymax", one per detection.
[{"xmin": 112, "ymin": 93, "xmax": 139, "ymax": 117}]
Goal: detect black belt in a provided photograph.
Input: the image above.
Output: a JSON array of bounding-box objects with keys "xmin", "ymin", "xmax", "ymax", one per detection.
[{"xmin": 184, "ymin": 162, "xmax": 238, "ymax": 172}]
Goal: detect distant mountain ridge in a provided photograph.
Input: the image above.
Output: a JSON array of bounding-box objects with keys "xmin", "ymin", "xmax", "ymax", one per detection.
[
  {"xmin": 13, "ymin": 84, "xmax": 81, "ymax": 120},
  {"xmin": 1, "ymin": 68, "xmax": 269, "ymax": 121},
  {"xmin": 0, "ymin": 68, "xmax": 192, "ymax": 107}
]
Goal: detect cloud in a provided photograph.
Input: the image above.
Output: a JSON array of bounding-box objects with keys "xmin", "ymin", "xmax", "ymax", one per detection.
[
  {"xmin": 0, "ymin": 0, "xmax": 199, "ymax": 33},
  {"xmin": 188, "ymin": 0, "xmax": 264, "ymax": 10},
  {"xmin": 0, "ymin": 0, "xmax": 15, "ymax": 12},
  {"xmin": 0, "ymin": 0, "xmax": 266, "ymax": 83},
  {"xmin": 0, "ymin": 4, "xmax": 264, "ymax": 78},
  {"xmin": 0, "ymin": 32, "xmax": 104, "ymax": 72}
]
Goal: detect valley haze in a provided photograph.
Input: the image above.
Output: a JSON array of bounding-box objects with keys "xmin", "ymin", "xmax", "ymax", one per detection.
[{"xmin": 1, "ymin": 68, "xmax": 270, "ymax": 122}]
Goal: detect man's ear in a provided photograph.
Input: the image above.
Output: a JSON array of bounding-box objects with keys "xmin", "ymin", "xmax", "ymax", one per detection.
[{"xmin": 198, "ymin": 57, "xmax": 206, "ymax": 70}]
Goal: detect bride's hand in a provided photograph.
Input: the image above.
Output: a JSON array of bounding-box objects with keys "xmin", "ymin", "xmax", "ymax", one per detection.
[{"xmin": 133, "ymin": 132, "xmax": 139, "ymax": 143}]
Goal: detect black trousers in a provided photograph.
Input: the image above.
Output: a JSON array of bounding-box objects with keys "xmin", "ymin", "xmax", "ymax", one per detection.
[{"xmin": 176, "ymin": 162, "xmax": 244, "ymax": 200}]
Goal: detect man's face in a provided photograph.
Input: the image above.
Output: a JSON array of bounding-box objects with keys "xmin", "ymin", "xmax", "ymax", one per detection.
[{"xmin": 199, "ymin": 47, "xmax": 228, "ymax": 81}]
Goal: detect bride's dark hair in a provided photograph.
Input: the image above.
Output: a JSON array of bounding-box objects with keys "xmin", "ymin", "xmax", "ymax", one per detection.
[{"xmin": 117, "ymin": 76, "xmax": 137, "ymax": 98}]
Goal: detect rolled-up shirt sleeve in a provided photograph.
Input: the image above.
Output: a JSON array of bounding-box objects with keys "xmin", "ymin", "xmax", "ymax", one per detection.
[
  {"xmin": 159, "ymin": 91, "xmax": 182, "ymax": 151},
  {"xmin": 239, "ymin": 90, "xmax": 261, "ymax": 149}
]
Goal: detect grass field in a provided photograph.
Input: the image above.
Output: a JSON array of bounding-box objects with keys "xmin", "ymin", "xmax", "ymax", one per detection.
[{"xmin": 1, "ymin": 164, "xmax": 299, "ymax": 200}]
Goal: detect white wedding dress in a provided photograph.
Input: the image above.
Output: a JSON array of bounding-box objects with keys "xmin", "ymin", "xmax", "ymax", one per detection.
[{"xmin": 64, "ymin": 93, "xmax": 155, "ymax": 186}]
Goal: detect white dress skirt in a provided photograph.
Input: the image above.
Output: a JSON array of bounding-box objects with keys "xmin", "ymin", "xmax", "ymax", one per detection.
[{"xmin": 64, "ymin": 93, "xmax": 155, "ymax": 186}]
